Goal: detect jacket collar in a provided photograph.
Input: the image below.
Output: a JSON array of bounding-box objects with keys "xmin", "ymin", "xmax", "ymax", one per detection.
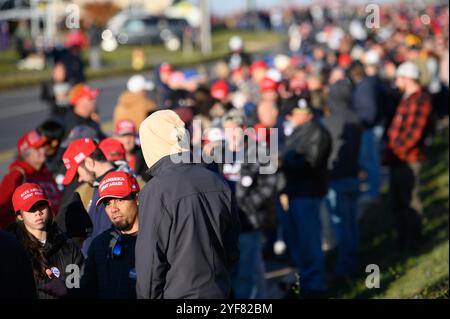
[
  {"xmin": 292, "ymin": 120, "xmax": 315, "ymax": 135},
  {"xmin": 146, "ymin": 152, "xmax": 192, "ymax": 178}
]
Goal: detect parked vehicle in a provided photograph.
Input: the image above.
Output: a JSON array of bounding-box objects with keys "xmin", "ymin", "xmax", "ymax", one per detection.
[{"xmin": 101, "ymin": 11, "xmax": 189, "ymax": 52}]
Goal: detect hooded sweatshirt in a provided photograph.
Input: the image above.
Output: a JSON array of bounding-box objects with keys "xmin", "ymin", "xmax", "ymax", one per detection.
[
  {"xmin": 113, "ymin": 91, "xmax": 156, "ymax": 130},
  {"xmin": 323, "ymin": 78, "xmax": 363, "ymax": 180},
  {"xmin": 136, "ymin": 110, "xmax": 240, "ymax": 299}
]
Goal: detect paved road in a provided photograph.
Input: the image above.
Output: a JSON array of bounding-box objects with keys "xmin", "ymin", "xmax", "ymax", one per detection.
[{"xmin": 0, "ymin": 75, "xmax": 136, "ymax": 178}]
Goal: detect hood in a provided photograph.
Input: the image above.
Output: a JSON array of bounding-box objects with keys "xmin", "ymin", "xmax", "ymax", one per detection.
[
  {"xmin": 139, "ymin": 110, "xmax": 190, "ymax": 169},
  {"xmin": 117, "ymin": 91, "xmax": 145, "ymax": 109},
  {"xmin": 327, "ymin": 78, "xmax": 353, "ymax": 112}
]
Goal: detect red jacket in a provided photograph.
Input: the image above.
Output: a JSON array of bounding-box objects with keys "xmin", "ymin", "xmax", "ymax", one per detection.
[{"xmin": 0, "ymin": 159, "xmax": 61, "ymax": 229}]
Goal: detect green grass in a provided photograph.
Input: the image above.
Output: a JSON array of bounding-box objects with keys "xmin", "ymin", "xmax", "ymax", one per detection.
[
  {"xmin": 0, "ymin": 30, "xmax": 284, "ymax": 90},
  {"xmin": 329, "ymin": 128, "xmax": 449, "ymax": 299}
]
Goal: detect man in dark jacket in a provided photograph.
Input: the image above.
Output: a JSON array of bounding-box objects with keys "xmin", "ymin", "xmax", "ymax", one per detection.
[
  {"xmin": 323, "ymin": 78, "xmax": 363, "ymax": 279},
  {"xmin": 350, "ymin": 57, "xmax": 387, "ymax": 202},
  {"xmin": 213, "ymin": 109, "xmax": 277, "ymax": 298},
  {"xmin": 61, "ymin": 138, "xmax": 116, "ymax": 256},
  {"xmin": 81, "ymin": 171, "xmax": 140, "ymax": 299},
  {"xmin": 136, "ymin": 110, "xmax": 240, "ymax": 299},
  {"xmin": 280, "ymin": 97, "xmax": 332, "ymax": 297},
  {"xmin": 64, "ymin": 84, "xmax": 105, "ymax": 140}
]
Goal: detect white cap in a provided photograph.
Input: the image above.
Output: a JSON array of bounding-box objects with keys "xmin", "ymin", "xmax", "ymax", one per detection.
[
  {"xmin": 396, "ymin": 61, "xmax": 420, "ymax": 80},
  {"xmin": 127, "ymin": 75, "xmax": 154, "ymax": 93},
  {"xmin": 266, "ymin": 68, "xmax": 282, "ymax": 83},
  {"xmin": 274, "ymin": 54, "xmax": 290, "ymax": 71},
  {"xmin": 229, "ymin": 36, "xmax": 243, "ymax": 51},
  {"xmin": 364, "ymin": 50, "xmax": 380, "ymax": 65}
]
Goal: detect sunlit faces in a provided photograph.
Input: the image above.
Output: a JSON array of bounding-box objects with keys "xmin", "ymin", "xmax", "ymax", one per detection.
[
  {"xmin": 114, "ymin": 134, "xmax": 135, "ymax": 153},
  {"xmin": 23, "ymin": 146, "xmax": 46, "ymax": 171},
  {"xmin": 17, "ymin": 201, "xmax": 50, "ymax": 232},
  {"xmin": 103, "ymin": 195, "xmax": 139, "ymax": 232},
  {"xmin": 77, "ymin": 160, "xmax": 96, "ymax": 186}
]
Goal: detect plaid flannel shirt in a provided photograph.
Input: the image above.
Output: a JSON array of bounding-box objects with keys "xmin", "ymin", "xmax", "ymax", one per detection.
[{"xmin": 387, "ymin": 89, "xmax": 432, "ymax": 163}]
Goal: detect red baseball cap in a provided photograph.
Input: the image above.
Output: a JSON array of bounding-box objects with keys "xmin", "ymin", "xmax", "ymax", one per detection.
[
  {"xmin": 96, "ymin": 171, "xmax": 140, "ymax": 206},
  {"xmin": 250, "ymin": 60, "xmax": 268, "ymax": 73},
  {"xmin": 64, "ymin": 30, "xmax": 87, "ymax": 48},
  {"xmin": 160, "ymin": 63, "xmax": 173, "ymax": 74},
  {"xmin": 211, "ymin": 80, "xmax": 230, "ymax": 100},
  {"xmin": 12, "ymin": 183, "xmax": 49, "ymax": 213},
  {"xmin": 17, "ymin": 130, "xmax": 46, "ymax": 156},
  {"xmin": 69, "ymin": 84, "xmax": 100, "ymax": 106},
  {"xmin": 62, "ymin": 138, "xmax": 97, "ymax": 185},
  {"xmin": 260, "ymin": 77, "xmax": 278, "ymax": 92},
  {"xmin": 114, "ymin": 120, "xmax": 137, "ymax": 136},
  {"xmin": 99, "ymin": 138, "xmax": 126, "ymax": 162}
]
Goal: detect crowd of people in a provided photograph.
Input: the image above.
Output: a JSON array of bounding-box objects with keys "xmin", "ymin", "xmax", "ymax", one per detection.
[{"xmin": 0, "ymin": 3, "xmax": 448, "ymax": 299}]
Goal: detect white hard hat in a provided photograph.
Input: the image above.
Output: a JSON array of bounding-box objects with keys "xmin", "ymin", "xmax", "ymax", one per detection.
[
  {"xmin": 396, "ymin": 61, "xmax": 420, "ymax": 80},
  {"xmin": 229, "ymin": 36, "xmax": 243, "ymax": 51},
  {"xmin": 127, "ymin": 75, "xmax": 154, "ymax": 93}
]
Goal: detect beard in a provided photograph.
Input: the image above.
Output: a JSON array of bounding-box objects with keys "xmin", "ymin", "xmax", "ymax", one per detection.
[{"xmin": 115, "ymin": 221, "xmax": 132, "ymax": 232}]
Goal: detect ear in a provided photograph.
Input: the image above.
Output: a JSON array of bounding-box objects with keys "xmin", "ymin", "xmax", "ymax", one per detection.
[
  {"xmin": 51, "ymin": 140, "xmax": 59, "ymax": 148},
  {"xmin": 16, "ymin": 213, "xmax": 24, "ymax": 221},
  {"xmin": 84, "ymin": 157, "xmax": 95, "ymax": 170}
]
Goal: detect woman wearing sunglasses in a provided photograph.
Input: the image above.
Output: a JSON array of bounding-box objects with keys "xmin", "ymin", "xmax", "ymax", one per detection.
[
  {"xmin": 80, "ymin": 171, "xmax": 140, "ymax": 299},
  {"xmin": 9, "ymin": 183, "xmax": 84, "ymax": 299}
]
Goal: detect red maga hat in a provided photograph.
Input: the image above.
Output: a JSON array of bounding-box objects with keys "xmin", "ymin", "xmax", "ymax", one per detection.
[
  {"xmin": 62, "ymin": 138, "xmax": 97, "ymax": 185},
  {"xmin": 211, "ymin": 80, "xmax": 230, "ymax": 100},
  {"xmin": 260, "ymin": 77, "xmax": 278, "ymax": 92},
  {"xmin": 96, "ymin": 171, "xmax": 140, "ymax": 206},
  {"xmin": 114, "ymin": 120, "xmax": 137, "ymax": 136},
  {"xmin": 99, "ymin": 138, "xmax": 126, "ymax": 162},
  {"xmin": 12, "ymin": 183, "xmax": 49, "ymax": 213},
  {"xmin": 17, "ymin": 130, "xmax": 46, "ymax": 156},
  {"xmin": 69, "ymin": 84, "xmax": 100, "ymax": 106}
]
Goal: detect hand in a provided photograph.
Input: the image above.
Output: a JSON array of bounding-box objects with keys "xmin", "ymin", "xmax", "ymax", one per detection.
[
  {"xmin": 37, "ymin": 269, "xmax": 68, "ymax": 298},
  {"xmin": 280, "ymin": 194, "xmax": 289, "ymax": 211}
]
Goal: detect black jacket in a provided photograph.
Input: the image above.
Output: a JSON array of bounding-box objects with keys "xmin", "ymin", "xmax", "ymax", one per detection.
[
  {"xmin": 63, "ymin": 109, "xmax": 105, "ymax": 140},
  {"xmin": 281, "ymin": 119, "xmax": 332, "ymax": 198},
  {"xmin": 0, "ymin": 230, "xmax": 37, "ymax": 299},
  {"xmin": 352, "ymin": 75, "xmax": 387, "ymax": 128},
  {"xmin": 135, "ymin": 154, "xmax": 240, "ymax": 299},
  {"xmin": 323, "ymin": 78, "xmax": 362, "ymax": 180},
  {"xmin": 214, "ymin": 141, "xmax": 277, "ymax": 232},
  {"xmin": 81, "ymin": 227, "xmax": 137, "ymax": 299},
  {"xmin": 9, "ymin": 223, "xmax": 84, "ymax": 299}
]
